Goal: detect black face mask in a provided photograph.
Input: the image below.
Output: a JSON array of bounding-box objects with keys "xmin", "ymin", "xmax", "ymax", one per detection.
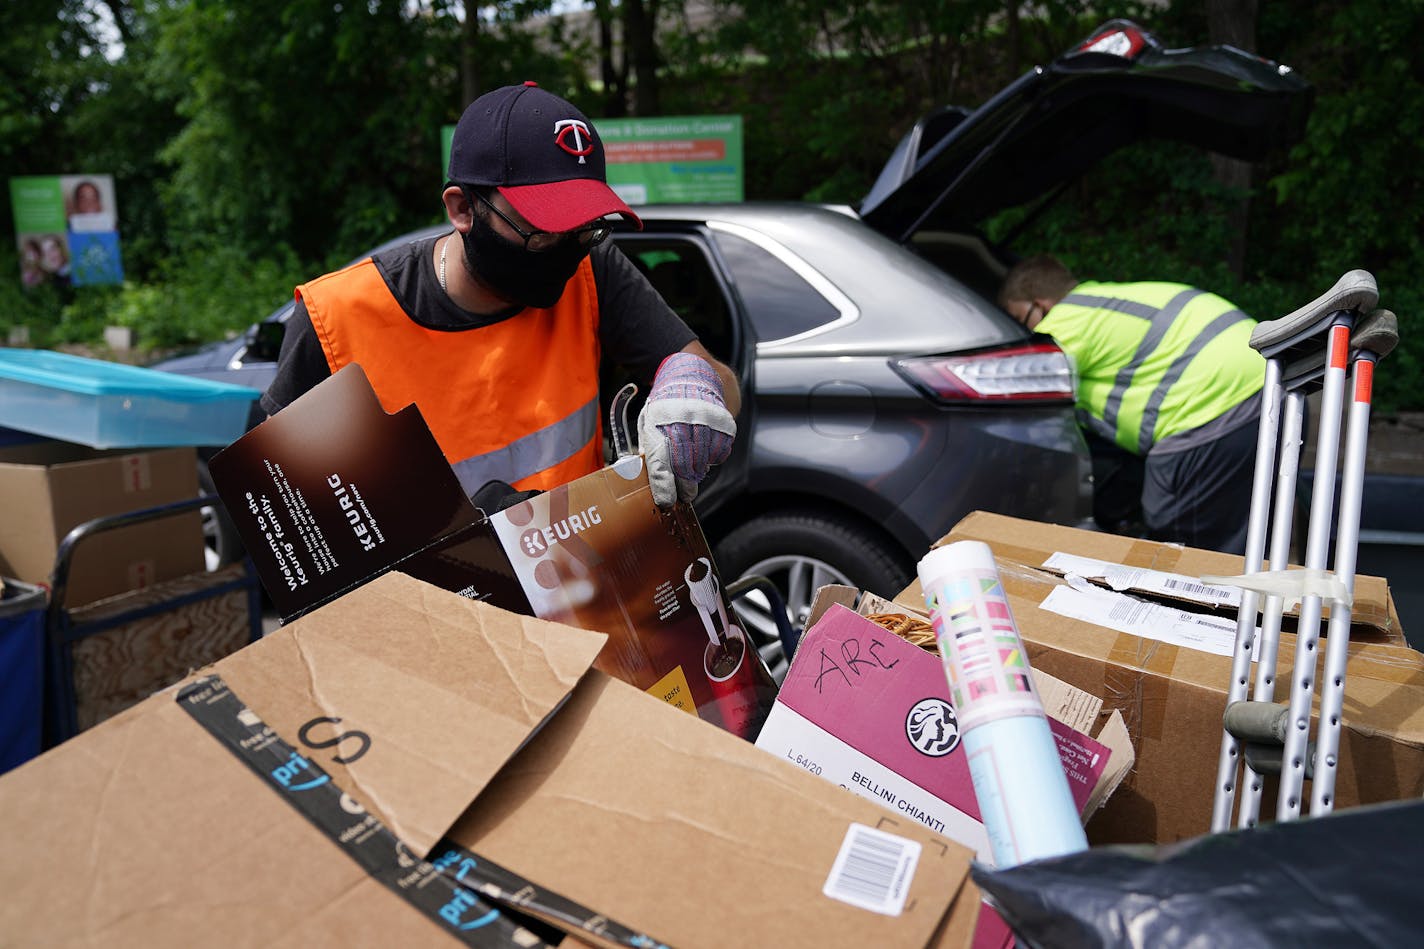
[{"xmin": 460, "ymin": 205, "xmax": 590, "ymax": 310}]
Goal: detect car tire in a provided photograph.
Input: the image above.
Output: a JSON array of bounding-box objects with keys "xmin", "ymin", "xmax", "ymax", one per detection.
[
  {"xmin": 198, "ymin": 461, "xmax": 244, "ymax": 571},
  {"xmin": 713, "ymin": 511, "xmax": 912, "ymax": 682}
]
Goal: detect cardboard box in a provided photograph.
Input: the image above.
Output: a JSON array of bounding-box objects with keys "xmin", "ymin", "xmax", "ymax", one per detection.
[
  {"xmin": 0, "ymin": 572, "xmax": 981, "ymax": 947},
  {"xmin": 896, "ymin": 512, "xmax": 1424, "ymax": 844},
  {"xmin": 945, "ymin": 510, "xmax": 1405, "ymax": 645},
  {"xmin": 756, "ymin": 589, "xmax": 1134, "ymax": 949},
  {"xmin": 209, "ymin": 364, "xmax": 779, "ymax": 738},
  {"xmin": 0, "ymin": 442, "xmax": 203, "ymax": 606}
]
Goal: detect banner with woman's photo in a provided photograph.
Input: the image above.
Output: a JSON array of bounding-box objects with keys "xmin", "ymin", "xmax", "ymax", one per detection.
[{"xmin": 9, "ymin": 174, "xmax": 124, "ymax": 288}]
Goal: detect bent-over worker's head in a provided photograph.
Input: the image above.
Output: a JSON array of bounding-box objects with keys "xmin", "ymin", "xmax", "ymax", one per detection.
[{"xmin": 999, "ymin": 254, "xmax": 1077, "ymax": 331}]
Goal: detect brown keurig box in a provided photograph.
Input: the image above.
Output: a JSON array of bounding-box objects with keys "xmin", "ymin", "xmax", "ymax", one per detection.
[
  {"xmin": 0, "ymin": 442, "xmax": 203, "ymax": 606},
  {"xmin": 0, "ymin": 573, "xmax": 981, "ymax": 948},
  {"xmin": 896, "ymin": 512, "xmax": 1424, "ymax": 845},
  {"xmin": 208, "ymin": 364, "xmax": 777, "ymax": 738}
]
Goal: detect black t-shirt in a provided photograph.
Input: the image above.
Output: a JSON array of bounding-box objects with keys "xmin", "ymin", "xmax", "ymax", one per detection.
[{"xmin": 260, "ymin": 234, "xmax": 697, "ymax": 416}]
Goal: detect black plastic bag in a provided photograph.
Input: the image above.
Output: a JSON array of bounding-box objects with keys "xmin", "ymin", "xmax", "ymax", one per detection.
[{"xmin": 972, "ymin": 798, "xmax": 1424, "ymax": 948}]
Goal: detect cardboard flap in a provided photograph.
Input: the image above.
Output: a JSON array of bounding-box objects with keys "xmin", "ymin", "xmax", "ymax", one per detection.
[
  {"xmin": 209, "ymin": 364, "xmax": 483, "ymax": 620},
  {"xmin": 215, "ymin": 571, "xmax": 607, "ymax": 856}
]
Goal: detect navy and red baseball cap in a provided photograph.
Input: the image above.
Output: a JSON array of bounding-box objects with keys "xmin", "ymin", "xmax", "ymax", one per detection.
[{"xmin": 447, "ymin": 81, "xmax": 642, "ymax": 232}]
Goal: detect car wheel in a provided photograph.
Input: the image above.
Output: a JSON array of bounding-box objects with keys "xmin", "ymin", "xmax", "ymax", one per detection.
[
  {"xmin": 198, "ymin": 461, "xmax": 244, "ymax": 571},
  {"xmin": 713, "ymin": 511, "xmax": 912, "ymax": 682}
]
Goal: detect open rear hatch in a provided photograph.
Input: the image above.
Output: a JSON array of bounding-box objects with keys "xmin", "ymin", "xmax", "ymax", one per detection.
[{"xmin": 859, "ymin": 19, "xmax": 1314, "ymax": 245}]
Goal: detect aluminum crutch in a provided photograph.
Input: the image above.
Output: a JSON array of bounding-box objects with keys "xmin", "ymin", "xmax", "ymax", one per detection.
[
  {"xmin": 1230, "ymin": 304, "xmax": 1395, "ymax": 827},
  {"xmin": 1222, "ymin": 308, "xmax": 1397, "ymax": 824},
  {"xmin": 1303, "ymin": 310, "xmax": 1398, "ymax": 816},
  {"xmin": 1210, "ymin": 270, "xmax": 1378, "ymax": 832}
]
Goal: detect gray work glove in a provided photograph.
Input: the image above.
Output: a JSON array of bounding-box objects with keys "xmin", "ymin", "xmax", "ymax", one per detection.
[{"xmin": 637, "ymin": 353, "xmax": 736, "ymax": 507}]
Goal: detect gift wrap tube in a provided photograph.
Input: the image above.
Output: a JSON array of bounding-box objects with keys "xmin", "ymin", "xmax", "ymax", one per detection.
[{"xmin": 918, "ymin": 541, "xmax": 1088, "ymax": 868}]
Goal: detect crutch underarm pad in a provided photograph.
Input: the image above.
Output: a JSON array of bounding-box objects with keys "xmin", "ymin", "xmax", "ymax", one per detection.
[
  {"xmin": 1249, "ymin": 269, "xmax": 1378, "ymax": 357},
  {"xmin": 1352, "ymin": 308, "xmax": 1398, "ymax": 359},
  {"xmin": 1200, "ymin": 567, "xmax": 1352, "ymax": 609},
  {"xmin": 1279, "ymin": 307, "xmax": 1399, "ymax": 391}
]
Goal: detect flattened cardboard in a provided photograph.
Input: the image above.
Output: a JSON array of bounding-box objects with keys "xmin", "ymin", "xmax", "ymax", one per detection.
[
  {"xmin": 0, "ymin": 573, "xmax": 978, "ymax": 948},
  {"xmin": 212, "ymin": 365, "xmax": 777, "ymax": 738},
  {"xmin": 895, "ymin": 512, "xmax": 1424, "ymax": 844},
  {"xmin": 216, "ymin": 572, "xmax": 607, "ymax": 857},
  {"xmin": 0, "ymin": 442, "xmax": 203, "ymax": 606},
  {"xmin": 447, "ymin": 673, "xmax": 974, "ymax": 948}
]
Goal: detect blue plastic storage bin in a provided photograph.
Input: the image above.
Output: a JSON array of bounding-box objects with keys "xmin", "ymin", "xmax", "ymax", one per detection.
[
  {"xmin": 0, "ymin": 577, "xmax": 46, "ymax": 776},
  {"xmin": 0, "ymin": 349, "xmax": 261, "ymax": 448}
]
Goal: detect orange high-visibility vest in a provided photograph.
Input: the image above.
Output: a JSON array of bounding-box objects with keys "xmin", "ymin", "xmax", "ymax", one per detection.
[{"xmin": 298, "ymin": 255, "xmax": 603, "ymax": 493}]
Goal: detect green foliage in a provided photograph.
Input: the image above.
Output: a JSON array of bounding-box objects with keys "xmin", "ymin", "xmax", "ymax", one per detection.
[
  {"xmin": 3, "ymin": 0, "xmax": 1421, "ymax": 413},
  {"xmin": 0, "ymin": 238, "xmax": 301, "ymax": 354}
]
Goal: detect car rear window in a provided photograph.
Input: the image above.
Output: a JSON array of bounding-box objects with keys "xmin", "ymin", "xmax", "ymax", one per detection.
[{"xmin": 712, "ymin": 231, "xmax": 841, "ymax": 342}]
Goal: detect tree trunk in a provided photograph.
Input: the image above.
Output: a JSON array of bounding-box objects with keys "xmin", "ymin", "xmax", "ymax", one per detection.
[
  {"xmin": 593, "ymin": 0, "xmax": 627, "ymax": 117},
  {"xmin": 1207, "ymin": 0, "xmax": 1258, "ymax": 279},
  {"xmin": 461, "ymin": 0, "xmax": 480, "ymax": 108},
  {"xmin": 623, "ymin": 0, "xmax": 660, "ymax": 115},
  {"xmin": 1005, "ymin": 0, "xmax": 1021, "ymax": 77}
]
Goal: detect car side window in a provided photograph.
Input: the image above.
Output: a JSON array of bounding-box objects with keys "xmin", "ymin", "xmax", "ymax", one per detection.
[
  {"xmin": 711, "ymin": 231, "xmax": 840, "ymax": 342},
  {"xmin": 621, "ymin": 240, "xmax": 734, "ymax": 364}
]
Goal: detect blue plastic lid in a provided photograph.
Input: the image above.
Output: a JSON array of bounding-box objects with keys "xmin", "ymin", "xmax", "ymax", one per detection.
[{"xmin": 0, "ymin": 348, "xmax": 261, "ymax": 402}]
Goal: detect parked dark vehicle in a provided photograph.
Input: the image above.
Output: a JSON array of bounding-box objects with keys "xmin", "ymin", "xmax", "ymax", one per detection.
[{"xmin": 154, "ymin": 20, "xmax": 1313, "ymax": 679}]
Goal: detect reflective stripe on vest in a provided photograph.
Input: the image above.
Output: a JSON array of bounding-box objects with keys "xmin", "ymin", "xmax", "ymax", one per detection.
[
  {"xmin": 450, "ymin": 394, "xmax": 599, "ymax": 490},
  {"xmin": 1135, "ymin": 308, "xmax": 1249, "ymax": 455},
  {"xmin": 1066, "ymin": 288, "xmax": 1203, "ymax": 444},
  {"xmin": 1044, "ymin": 283, "xmax": 1262, "ymax": 454},
  {"xmin": 298, "ymin": 254, "xmax": 603, "ymax": 495}
]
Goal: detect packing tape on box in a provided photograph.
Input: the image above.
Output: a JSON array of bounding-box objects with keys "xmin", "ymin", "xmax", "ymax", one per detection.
[
  {"xmin": 176, "ymin": 674, "xmax": 671, "ymax": 949},
  {"xmin": 1199, "ymin": 568, "xmax": 1352, "ymax": 611},
  {"xmin": 1105, "ymin": 634, "xmax": 1178, "ymax": 742},
  {"xmin": 933, "ymin": 536, "xmax": 1054, "ymax": 576},
  {"xmin": 1124, "ymin": 538, "xmax": 1183, "ymax": 573}
]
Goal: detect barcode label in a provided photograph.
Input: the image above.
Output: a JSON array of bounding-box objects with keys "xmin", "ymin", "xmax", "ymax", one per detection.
[
  {"xmin": 1163, "ymin": 578, "xmax": 1233, "ymax": 599},
  {"xmin": 822, "ymin": 823, "xmax": 921, "ymax": 916}
]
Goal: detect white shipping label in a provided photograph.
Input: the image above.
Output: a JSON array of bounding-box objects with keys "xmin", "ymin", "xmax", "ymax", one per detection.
[
  {"xmin": 822, "ymin": 823, "xmax": 921, "ymax": 917},
  {"xmin": 1039, "ymin": 585, "xmax": 1260, "ymax": 659},
  {"xmin": 1042, "ymin": 551, "xmax": 1243, "ymax": 608}
]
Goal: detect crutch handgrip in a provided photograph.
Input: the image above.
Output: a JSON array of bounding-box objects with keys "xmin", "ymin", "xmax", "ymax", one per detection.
[
  {"xmin": 1240, "ymin": 742, "xmax": 1316, "ymax": 780},
  {"xmin": 1224, "ymin": 700, "xmax": 1290, "ymax": 745},
  {"xmin": 1352, "ymin": 308, "xmax": 1398, "ymax": 359},
  {"xmin": 1249, "ymin": 270, "xmax": 1377, "ymax": 359}
]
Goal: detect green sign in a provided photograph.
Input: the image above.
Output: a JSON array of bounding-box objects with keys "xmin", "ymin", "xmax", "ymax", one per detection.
[
  {"xmin": 438, "ymin": 113, "xmax": 744, "ymax": 206},
  {"xmin": 598, "ymin": 115, "xmax": 744, "ymax": 204},
  {"xmin": 10, "ymin": 174, "xmax": 124, "ymax": 289}
]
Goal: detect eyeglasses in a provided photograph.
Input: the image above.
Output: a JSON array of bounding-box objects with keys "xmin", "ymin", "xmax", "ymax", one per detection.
[{"xmin": 471, "ymin": 189, "xmax": 611, "ymax": 253}]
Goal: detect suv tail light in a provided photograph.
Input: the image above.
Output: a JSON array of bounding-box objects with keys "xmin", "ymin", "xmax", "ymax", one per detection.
[
  {"xmin": 1074, "ymin": 21, "xmax": 1150, "ymax": 60},
  {"xmin": 891, "ymin": 340, "xmax": 1075, "ymax": 404}
]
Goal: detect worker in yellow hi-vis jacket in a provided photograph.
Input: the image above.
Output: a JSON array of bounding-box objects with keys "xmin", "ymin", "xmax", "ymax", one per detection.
[{"xmin": 1000, "ymin": 254, "xmax": 1265, "ymax": 554}]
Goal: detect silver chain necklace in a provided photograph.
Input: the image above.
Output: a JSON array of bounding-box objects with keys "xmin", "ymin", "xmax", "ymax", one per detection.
[{"xmin": 439, "ymin": 236, "xmax": 448, "ymax": 294}]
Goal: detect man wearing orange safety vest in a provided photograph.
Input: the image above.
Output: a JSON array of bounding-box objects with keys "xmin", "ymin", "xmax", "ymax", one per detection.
[
  {"xmin": 1000, "ymin": 254, "xmax": 1265, "ymax": 554},
  {"xmin": 261, "ymin": 82, "xmax": 738, "ymax": 509}
]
